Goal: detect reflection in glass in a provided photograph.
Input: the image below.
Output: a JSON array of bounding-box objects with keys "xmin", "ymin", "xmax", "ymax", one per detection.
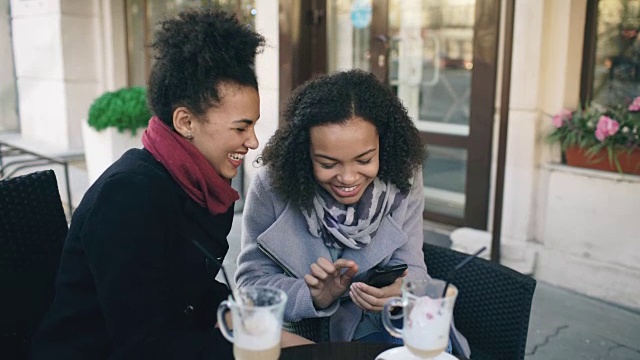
[
  {"xmin": 423, "ymin": 145, "xmax": 467, "ymax": 219},
  {"xmin": 327, "ymin": 0, "xmax": 371, "ymax": 72},
  {"xmin": 591, "ymin": 0, "xmax": 640, "ymax": 107},
  {"xmin": 388, "ymin": 0, "xmax": 475, "ymax": 135}
]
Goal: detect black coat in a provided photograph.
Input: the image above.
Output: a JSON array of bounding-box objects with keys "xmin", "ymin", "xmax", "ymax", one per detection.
[{"xmin": 32, "ymin": 149, "xmax": 235, "ymax": 359}]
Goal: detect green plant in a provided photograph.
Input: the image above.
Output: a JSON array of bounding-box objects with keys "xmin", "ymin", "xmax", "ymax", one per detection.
[
  {"xmin": 547, "ymin": 97, "xmax": 640, "ymax": 171},
  {"xmin": 87, "ymin": 86, "xmax": 151, "ymax": 134}
]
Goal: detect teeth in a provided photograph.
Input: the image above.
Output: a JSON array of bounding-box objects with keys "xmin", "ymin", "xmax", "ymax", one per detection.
[
  {"xmin": 228, "ymin": 153, "xmax": 245, "ymax": 161},
  {"xmin": 338, "ymin": 185, "xmax": 356, "ymax": 192}
]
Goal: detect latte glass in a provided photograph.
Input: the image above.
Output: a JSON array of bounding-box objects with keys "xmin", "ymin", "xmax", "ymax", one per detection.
[
  {"xmin": 217, "ymin": 286, "xmax": 287, "ymax": 360},
  {"xmin": 382, "ymin": 278, "xmax": 457, "ymax": 359}
]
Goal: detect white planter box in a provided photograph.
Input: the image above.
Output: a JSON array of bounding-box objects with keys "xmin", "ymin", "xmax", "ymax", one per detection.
[
  {"xmin": 536, "ymin": 164, "xmax": 640, "ymax": 310},
  {"xmin": 81, "ymin": 122, "xmax": 143, "ymax": 184}
]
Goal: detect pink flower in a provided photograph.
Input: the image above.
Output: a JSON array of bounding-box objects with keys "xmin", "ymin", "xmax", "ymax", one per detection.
[
  {"xmin": 551, "ymin": 109, "xmax": 572, "ymax": 128},
  {"xmin": 595, "ymin": 115, "xmax": 619, "ymax": 141},
  {"xmin": 629, "ymin": 97, "xmax": 640, "ymax": 112}
]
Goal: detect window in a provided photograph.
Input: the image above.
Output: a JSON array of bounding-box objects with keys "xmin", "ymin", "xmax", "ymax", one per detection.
[
  {"xmin": 583, "ymin": 0, "xmax": 640, "ymax": 106},
  {"xmin": 125, "ymin": 0, "xmax": 257, "ymax": 87}
]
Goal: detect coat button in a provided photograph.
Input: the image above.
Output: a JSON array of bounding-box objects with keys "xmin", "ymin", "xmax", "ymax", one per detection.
[{"xmin": 184, "ymin": 305, "xmax": 195, "ymax": 314}]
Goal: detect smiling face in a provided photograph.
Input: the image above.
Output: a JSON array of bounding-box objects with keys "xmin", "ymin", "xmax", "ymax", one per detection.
[
  {"xmin": 309, "ymin": 116, "xmax": 380, "ymax": 205},
  {"xmin": 174, "ymin": 83, "xmax": 260, "ymax": 180}
]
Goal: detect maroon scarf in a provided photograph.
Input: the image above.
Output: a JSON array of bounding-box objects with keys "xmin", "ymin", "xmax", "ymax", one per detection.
[{"xmin": 142, "ymin": 116, "xmax": 239, "ymax": 215}]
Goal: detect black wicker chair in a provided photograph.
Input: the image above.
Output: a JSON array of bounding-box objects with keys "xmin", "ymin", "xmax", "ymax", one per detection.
[
  {"xmin": 284, "ymin": 317, "xmax": 331, "ymax": 343},
  {"xmin": 0, "ymin": 170, "xmax": 68, "ymax": 359},
  {"xmin": 423, "ymin": 242, "xmax": 536, "ymax": 360}
]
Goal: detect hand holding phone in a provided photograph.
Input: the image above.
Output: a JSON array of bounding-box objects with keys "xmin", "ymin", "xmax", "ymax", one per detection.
[{"xmin": 364, "ymin": 264, "xmax": 408, "ymax": 288}]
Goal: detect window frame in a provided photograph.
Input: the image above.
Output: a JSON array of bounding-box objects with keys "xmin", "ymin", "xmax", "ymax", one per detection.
[{"xmin": 580, "ymin": 0, "xmax": 599, "ymax": 106}]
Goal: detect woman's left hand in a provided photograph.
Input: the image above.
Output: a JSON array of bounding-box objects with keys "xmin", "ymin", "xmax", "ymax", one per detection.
[{"xmin": 348, "ymin": 270, "xmax": 407, "ymax": 313}]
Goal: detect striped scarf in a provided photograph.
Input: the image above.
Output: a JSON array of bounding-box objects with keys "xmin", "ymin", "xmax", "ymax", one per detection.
[{"xmin": 302, "ymin": 178, "xmax": 406, "ymax": 249}]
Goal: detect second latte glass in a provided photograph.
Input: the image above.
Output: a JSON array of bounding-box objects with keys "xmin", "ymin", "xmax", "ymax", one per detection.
[{"xmin": 382, "ymin": 278, "xmax": 458, "ymax": 359}]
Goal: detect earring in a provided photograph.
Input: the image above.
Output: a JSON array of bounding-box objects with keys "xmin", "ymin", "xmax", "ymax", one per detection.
[{"xmin": 184, "ymin": 133, "xmax": 194, "ymax": 140}]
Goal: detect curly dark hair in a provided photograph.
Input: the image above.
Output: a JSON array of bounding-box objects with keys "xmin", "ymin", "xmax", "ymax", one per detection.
[
  {"xmin": 147, "ymin": 9, "xmax": 265, "ymax": 126},
  {"xmin": 260, "ymin": 69, "xmax": 427, "ymax": 209}
]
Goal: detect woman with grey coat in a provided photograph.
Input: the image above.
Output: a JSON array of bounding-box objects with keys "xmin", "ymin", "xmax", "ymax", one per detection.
[{"xmin": 235, "ymin": 70, "xmax": 470, "ymax": 358}]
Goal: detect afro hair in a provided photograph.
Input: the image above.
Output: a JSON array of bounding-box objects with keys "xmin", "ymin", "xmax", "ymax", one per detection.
[
  {"xmin": 260, "ymin": 69, "xmax": 427, "ymax": 209},
  {"xmin": 147, "ymin": 9, "xmax": 265, "ymax": 126}
]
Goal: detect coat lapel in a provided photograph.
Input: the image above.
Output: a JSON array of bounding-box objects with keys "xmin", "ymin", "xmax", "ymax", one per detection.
[
  {"xmin": 257, "ymin": 202, "xmax": 330, "ymax": 279},
  {"xmin": 181, "ymin": 198, "xmax": 233, "ymax": 261},
  {"xmin": 258, "ymin": 203, "xmax": 409, "ymax": 279}
]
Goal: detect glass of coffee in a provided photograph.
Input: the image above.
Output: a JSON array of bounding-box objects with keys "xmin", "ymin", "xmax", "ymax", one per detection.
[
  {"xmin": 381, "ymin": 278, "xmax": 458, "ymax": 359},
  {"xmin": 216, "ymin": 286, "xmax": 287, "ymax": 360}
]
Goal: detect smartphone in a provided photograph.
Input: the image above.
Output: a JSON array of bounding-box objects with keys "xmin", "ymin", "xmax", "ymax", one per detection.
[{"xmin": 364, "ymin": 264, "xmax": 408, "ymax": 288}]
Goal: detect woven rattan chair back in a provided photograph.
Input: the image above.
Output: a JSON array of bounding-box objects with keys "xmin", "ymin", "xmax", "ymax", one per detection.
[
  {"xmin": 285, "ymin": 316, "xmax": 331, "ymax": 343},
  {"xmin": 423, "ymin": 242, "xmax": 536, "ymax": 360},
  {"xmin": 0, "ymin": 170, "xmax": 68, "ymax": 359}
]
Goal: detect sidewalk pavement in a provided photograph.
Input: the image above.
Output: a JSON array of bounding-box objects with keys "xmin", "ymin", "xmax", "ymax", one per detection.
[
  {"xmin": 223, "ymin": 213, "xmax": 640, "ymax": 359},
  {"xmin": 526, "ymin": 281, "xmax": 640, "ymax": 359}
]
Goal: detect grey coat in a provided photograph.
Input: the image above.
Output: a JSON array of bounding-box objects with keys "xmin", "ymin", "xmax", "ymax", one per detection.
[{"xmin": 235, "ymin": 168, "xmax": 470, "ymax": 356}]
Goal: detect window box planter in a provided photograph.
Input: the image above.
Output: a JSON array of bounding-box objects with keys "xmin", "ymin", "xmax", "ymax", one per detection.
[{"xmin": 564, "ymin": 146, "xmax": 640, "ymax": 175}]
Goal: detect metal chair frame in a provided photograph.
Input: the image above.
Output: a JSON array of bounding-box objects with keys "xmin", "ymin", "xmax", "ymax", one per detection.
[{"xmin": 0, "ymin": 140, "xmax": 82, "ymax": 217}]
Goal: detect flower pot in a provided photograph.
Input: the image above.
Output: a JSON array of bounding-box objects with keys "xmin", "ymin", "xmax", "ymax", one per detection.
[{"xmin": 564, "ymin": 146, "xmax": 640, "ymax": 175}]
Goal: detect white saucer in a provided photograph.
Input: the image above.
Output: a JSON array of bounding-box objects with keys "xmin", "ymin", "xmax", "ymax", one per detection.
[{"xmin": 375, "ymin": 346, "xmax": 456, "ymax": 360}]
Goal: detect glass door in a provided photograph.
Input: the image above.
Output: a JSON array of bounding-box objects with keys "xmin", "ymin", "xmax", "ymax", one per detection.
[{"xmin": 327, "ymin": 0, "xmax": 500, "ymax": 228}]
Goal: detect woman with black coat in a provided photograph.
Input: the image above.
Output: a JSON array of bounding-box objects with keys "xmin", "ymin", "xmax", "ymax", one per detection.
[{"xmin": 31, "ymin": 9, "xmax": 309, "ymax": 359}]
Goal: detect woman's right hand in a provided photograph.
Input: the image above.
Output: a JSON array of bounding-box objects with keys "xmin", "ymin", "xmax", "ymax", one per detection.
[{"xmin": 304, "ymin": 257, "xmax": 359, "ymax": 309}]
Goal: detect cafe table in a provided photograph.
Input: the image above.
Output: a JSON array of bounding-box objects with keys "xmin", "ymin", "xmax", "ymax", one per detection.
[{"xmin": 280, "ymin": 342, "xmax": 468, "ymax": 360}]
